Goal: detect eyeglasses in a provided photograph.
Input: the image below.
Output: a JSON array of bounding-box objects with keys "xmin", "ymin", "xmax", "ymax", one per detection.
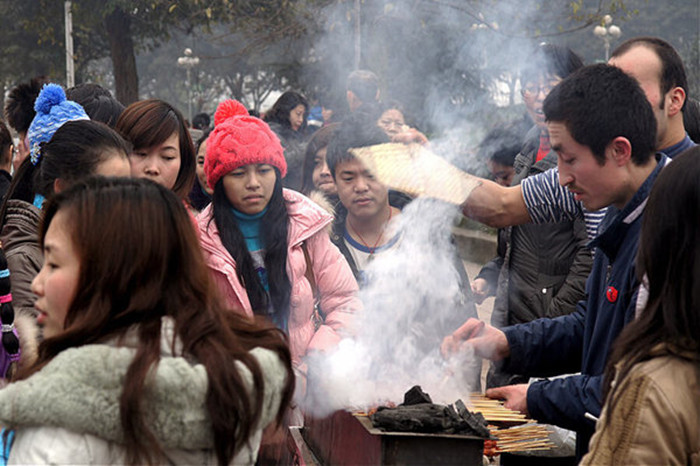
[{"xmin": 520, "ymin": 78, "xmax": 561, "ymax": 98}]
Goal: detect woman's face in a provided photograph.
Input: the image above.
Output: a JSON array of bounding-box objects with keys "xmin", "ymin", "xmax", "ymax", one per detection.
[
  {"xmin": 128, "ymin": 132, "xmax": 181, "ymax": 190},
  {"xmin": 94, "ymin": 149, "xmax": 132, "ymax": 178},
  {"xmin": 312, "ymin": 147, "xmax": 337, "ymax": 195},
  {"xmin": 223, "ymin": 164, "xmax": 277, "ymax": 214},
  {"xmin": 31, "ymin": 209, "xmax": 80, "ymax": 339},
  {"xmin": 378, "ymin": 109, "xmax": 406, "ymax": 138},
  {"xmin": 196, "ymin": 139, "xmax": 213, "ymax": 195},
  {"xmin": 289, "ymin": 104, "xmax": 306, "ymax": 132}
]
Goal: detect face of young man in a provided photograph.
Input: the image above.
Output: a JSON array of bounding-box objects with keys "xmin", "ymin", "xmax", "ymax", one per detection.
[
  {"xmin": 609, "ymin": 45, "xmax": 672, "ymax": 148},
  {"xmin": 548, "ymin": 121, "xmax": 625, "ymax": 211},
  {"xmin": 487, "ymin": 160, "xmax": 516, "ymax": 187},
  {"xmin": 334, "ymin": 158, "xmax": 390, "ymax": 220}
]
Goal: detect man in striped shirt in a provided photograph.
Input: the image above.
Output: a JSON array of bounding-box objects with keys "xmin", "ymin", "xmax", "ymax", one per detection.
[{"xmin": 461, "ymin": 37, "xmax": 694, "ymax": 238}]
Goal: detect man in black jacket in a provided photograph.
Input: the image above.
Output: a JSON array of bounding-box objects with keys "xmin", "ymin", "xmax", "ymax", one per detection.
[{"xmin": 480, "ymin": 46, "xmax": 592, "ymax": 396}]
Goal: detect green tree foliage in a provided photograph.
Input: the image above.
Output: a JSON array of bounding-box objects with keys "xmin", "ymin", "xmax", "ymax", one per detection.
[{"xmin": 2, "ymin": 0, "xmax": 331, "ymax": 104}]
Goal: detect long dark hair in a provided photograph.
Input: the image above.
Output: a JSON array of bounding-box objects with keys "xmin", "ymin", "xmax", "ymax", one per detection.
[
  {"xmin": 189, "ymin": 127, "xmax": 213, "ymax": 211},
  {"xmin": 264, "ymin": 91, "xmax": 309, "ymax": 132},
  {"xmin": 0, "ymin": 120, "xmax": 12, "ymax": 168},
  {"xmin": 0, "ymin": 157, "xmax": 37, "ymax": 227},
  {"xmin": 20, "ymin": 177, "xmax": 294, "ymax": 466},
  {"xmin": 210, "ymin": 169, "xmax": 292, "ymax": 324},
  {"xmin": 116, "ymin": 99, "xmax": 196, "ymax": 200},
  {"xmin": 0, "ymin": 121, "xmax": 131, "ymax": 228},
  {"xmin": 66, "ymin": 83, "xmax": 125, "ymax": 128},
  {"xmin": 602, "ymin": 147, "xmax": 700, "ymax": 419},
  {"xmin": 34, "ymin": 120, "xmax": 131, "ymax": 197}
]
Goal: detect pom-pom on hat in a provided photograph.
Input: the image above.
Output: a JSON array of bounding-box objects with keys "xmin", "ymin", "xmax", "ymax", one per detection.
[
  {"xmin": 204, "ymin": 99, "xmax": 287, "ymax": 188},
  {"xmin": 27, "ymin": 83, "xmax": 89, "ymax": 165}
]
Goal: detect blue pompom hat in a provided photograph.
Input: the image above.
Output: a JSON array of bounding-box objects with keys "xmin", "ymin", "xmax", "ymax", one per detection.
[{"xmin": 27, "ymin": 83, "xmax": 89, "ymax": 165}]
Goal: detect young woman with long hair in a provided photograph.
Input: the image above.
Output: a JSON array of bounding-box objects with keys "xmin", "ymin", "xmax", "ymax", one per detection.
[
  {"xmin": 582, "ymin": 147, "xmax": 700, "ymax": 464},
  {"xmin": 0, "ymin": 177, "xmax": 293, "ymax": 465},
  {"xmin": 116, "ymin": 99, "xmax": 196, "ymax": 201},
  {"xmin": 197, "ymin": 99, "xmax": 359, "ymax": 390},
  {"xmin": 0, "ymin": 85, "xmax": 131, "ymax": 320},
  {"xmin": 264, "ymin": 91, "xmax": 310, "ymax": 190}
]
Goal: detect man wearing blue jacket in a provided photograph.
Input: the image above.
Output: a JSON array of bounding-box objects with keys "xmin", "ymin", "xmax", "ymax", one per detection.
[{"xmin": 442, "ymin": 63, "xmax": 669, "ymax": 459}]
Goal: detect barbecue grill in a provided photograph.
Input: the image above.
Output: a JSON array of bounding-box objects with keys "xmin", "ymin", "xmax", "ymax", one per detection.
[{"xmin": 289, "ymin": 409, "xmax": 485, "ymax": 465}]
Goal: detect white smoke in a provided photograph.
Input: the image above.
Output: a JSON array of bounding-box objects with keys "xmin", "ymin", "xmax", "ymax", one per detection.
[{"xmin": 304, "ymin": 197, "xmax": 480, "ymax": 417}]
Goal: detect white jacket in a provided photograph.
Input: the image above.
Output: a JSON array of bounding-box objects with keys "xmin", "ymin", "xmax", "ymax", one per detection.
[{"xmin": 0, "ymin": 318, "xmax": 288, "ymax": 465}]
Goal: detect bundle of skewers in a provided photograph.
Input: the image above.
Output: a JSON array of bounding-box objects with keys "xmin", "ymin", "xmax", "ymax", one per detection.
[
  {"xmin": 469, "ymin": 394, "xmax": 556, "ymax": 456},
  {"xmin": 468, "ymin": 394, "xmax": 529, "ymax": 426}
]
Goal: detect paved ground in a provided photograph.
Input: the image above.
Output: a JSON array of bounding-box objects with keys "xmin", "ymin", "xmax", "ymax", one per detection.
[
  {"xmin": 462, "ymin": 259, "xmax": 496, "ymax": 390},
  {"xmin": 463, "ymin": 259, "xmax": 501, "ymax": 465}
]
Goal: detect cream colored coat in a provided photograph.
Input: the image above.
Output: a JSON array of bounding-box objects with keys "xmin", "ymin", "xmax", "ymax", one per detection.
[{"xmin": 582, "ymin": 345, "xmax": 700, "ymax": 465}]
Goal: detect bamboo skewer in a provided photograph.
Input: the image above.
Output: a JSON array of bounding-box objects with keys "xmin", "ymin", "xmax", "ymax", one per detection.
[{"xmin": 467, "ymin": 393, "xmax": 557, "ymax": 454}]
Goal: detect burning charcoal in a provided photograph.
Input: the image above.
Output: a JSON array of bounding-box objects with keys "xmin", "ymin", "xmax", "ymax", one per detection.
[
  {"xmin": 453, "ymin": 399, "xmax": 491, "ymax": 438},
  {"xmin": 401, "ymin": 385, "xmax": 433, "ymax": 406},
  {"xmin": 371, "ymin": 404, "xmax": 456, "ymax": 433}
]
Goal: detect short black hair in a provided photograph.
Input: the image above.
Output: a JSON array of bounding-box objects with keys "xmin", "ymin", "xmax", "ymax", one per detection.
[
  {"xmin": 326, "ymin": 107, "xmax": 388, "ymax": 178},
  {"xmin": 0, "ymin": 120, "xmax": 12, "ymax": 166},
  {"xmin": 543, "ymin": 64, "xmax": 657, "ymax": 165},
  {"xmin": 347, "ymin": 70, "xmax": 380, "ymax": 103},
  {"xmin": 192, "ymin": 112, "xmax": 211, "ymax": 130},
  {"xmin": 479, "ymin": 128, "xmax": 521, "ymax": 167},
  {"xmin": 4, "ymin": 76, "xmax": 49, "ymax": 134},
  {"xmin": 521, "ymin": 44, "xmax": 584, "ymax": 84},
  {"xmin": 66, "ymin": 83, "xmax": 125, "ymax": 128},
  {"xmin": 682, "ymin": 97, "xmax": 700, "ymax": 143},
  {"xmin": 612, "ymin": 37, "xmax": 688, "ymax": 111}
]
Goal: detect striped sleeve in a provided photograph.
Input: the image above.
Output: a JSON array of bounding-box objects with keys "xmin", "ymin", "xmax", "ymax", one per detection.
[{"xmin": 521, "ymin": 167, "xmax": 606, "ymax": 241}]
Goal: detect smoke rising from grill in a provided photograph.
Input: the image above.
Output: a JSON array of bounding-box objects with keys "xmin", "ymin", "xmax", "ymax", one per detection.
[
  {"xmin": 304, "ymin": 198, "xmax": 480, "ymax": 418},
  {"xmin": 297, "ymin": 0, "xmax": 625, "ymax": 419}
]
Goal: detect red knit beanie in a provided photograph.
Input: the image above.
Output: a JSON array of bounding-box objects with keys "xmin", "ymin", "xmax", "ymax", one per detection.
[{"xmin": 204, "ymin": 99, "xmax": 287, "ymax": 188}]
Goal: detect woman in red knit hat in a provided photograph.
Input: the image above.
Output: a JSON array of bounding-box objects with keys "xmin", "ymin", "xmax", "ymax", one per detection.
[{"xmin": 196, "ymin": 100, "xmax": 360, "ymax": 398}]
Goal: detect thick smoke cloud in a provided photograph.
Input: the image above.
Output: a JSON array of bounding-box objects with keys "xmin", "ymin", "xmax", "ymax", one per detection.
[
  {"xmin": 300, "ymin": 0, "xmax": 611, "ymax": 418},
  {"xmin": 304, "ymin": 198, "xmax": 480, "ymax": 418}
]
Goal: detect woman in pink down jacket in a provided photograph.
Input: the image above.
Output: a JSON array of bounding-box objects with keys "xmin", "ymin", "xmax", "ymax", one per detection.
[{"xmin": 196, "ymin": 100, "xmax": 359, "ymax": 378}]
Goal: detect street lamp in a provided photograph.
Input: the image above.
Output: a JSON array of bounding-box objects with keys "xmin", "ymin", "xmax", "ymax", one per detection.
[
  {"xmin": 177, "ymin": 48, "xmax": 200, "ymax": 123},
  {"xmin": 593, "ymin": 15, "xmax": 621, "ymax": 62}
]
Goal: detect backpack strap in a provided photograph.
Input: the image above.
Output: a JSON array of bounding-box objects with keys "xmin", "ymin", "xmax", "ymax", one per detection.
[{"xmin": 302, "ymin": 242, "xmax": 323, "ymax": 329}]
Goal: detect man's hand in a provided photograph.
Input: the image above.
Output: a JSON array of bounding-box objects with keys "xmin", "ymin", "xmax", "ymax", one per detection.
[
  {"xmin": 471, "ymin": 278, "xmax": 490, "ymax": 305},
  {"xmin": 391, "ymin": 127, "xmax": 429, "ymax": 145},
  {"xmin": 486, "ymin": 384, "xmax": 529, "ymax": 416},
  {"xmin": 440, "ymin": 317, "xmax": 510, "ymax": 361}
]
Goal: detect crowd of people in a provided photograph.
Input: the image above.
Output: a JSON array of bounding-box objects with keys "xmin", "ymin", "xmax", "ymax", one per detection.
[{"xmin": 0, "ymin": 33, "xmax": 695, "ymax": 465}]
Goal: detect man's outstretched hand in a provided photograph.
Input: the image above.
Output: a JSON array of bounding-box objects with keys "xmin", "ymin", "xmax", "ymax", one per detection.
[{"xmin": 440, "ymin": 317, "xmax": 510, "ymax": 361}]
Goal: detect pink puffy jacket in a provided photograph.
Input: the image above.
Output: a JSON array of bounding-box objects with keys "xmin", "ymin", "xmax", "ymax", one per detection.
[{"xmin": 196, "ymin": 189, "xmax": 359, "ymax": 366}]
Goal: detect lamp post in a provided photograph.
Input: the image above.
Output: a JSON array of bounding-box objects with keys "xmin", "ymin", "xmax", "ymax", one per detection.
[
  {"xmin": 593, "ymin": 15, "xmax": 621, "ymax": 62},
  {"xmin": 65, "ymin": 1, "xmax": 75, "ymax": 87},
  {"xmin": 177, "ymin": 48, "xmax": 200, "ymax": 123}
]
